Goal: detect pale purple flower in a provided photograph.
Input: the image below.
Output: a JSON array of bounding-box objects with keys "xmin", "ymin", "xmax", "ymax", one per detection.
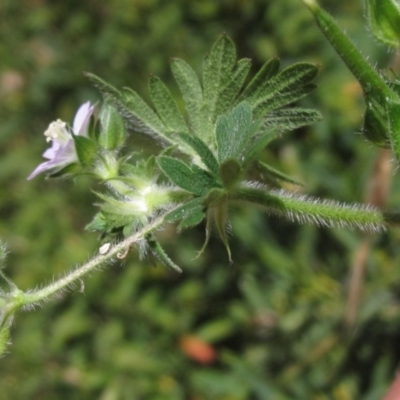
[{"xmin": 28, "ymin": 102, "xmax": 95, "ymax": 180}]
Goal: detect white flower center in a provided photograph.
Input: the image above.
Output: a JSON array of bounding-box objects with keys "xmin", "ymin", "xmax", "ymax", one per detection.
[
  {"xmin": 130, "ymin": 197, "xmax": 148, "ymax": 213},
  {"xmin": 44, "ymin": 119, "xmax": 70, "ymax": 144}
]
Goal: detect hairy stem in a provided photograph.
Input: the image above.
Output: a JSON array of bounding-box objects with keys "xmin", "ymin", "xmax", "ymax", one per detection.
[
  {"xmin": 21, "ymin": 213, "xmax": 168, "ymax": 307},
  {"xmin": 232, "ymin": 186, "xmax": 400, "ymax": 232}
]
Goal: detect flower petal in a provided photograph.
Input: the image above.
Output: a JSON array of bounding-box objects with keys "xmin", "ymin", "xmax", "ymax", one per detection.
[
  {"xmin": 73, "ymin": 101, "xmax": 94, "ymax": 136},
  {"xmin": 28, "ymin": 140, "xmax": 76, "ymax": 180},
  {"xmin": 42, "ymin": 140, "xmax": 62, "ymax": 159}
]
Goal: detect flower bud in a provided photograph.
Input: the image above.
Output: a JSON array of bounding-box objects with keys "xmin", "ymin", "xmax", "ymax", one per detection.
[
  {"xmin": 99, "ymin": 103, "xmax": 126, "ymax": 150},
  {"xmin": 365, "ymin": 0, "xmax": 400, "ymax": 47}
]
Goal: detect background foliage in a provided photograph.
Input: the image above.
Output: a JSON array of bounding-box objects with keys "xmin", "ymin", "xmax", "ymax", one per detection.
[{"xmin": 1, "ymin": 0, "xmax": 400, "ymax": 398}]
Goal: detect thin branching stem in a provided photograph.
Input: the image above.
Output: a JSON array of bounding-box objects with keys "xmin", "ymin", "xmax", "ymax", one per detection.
[{"xmin": 21, "ymin": 213, "xmax": 168, "ymax": 307}]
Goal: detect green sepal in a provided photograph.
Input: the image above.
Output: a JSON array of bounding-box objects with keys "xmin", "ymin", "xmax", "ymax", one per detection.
[
  {"xmin": 387, "ymin": 100, "xmax": 400, "ymax": 160},
  {"xmin": 178, "ymin": 133, "xmax": 219, "ymax": 175},
  {"xmin": 362, "ymin": 98, "xmax": 390, "ymax": 147},
  {"xmin": 99, "ymin": 102, "xmax": 126, "ymax": 150},
  {"xmin": 203, "ymin": 187, "xmax": 226, "ymax": 206},
  {"xmin": 96, "ymin": 192, "xmax": 146, "ymax": 217},
  {"xmin": 158, "ymin": 156, "xmax": 218, "ymax": 196},
  {"xmin": 72, "ymin": 135, "xmax": 97, "ymax": 168},
  {"xmin": 365, "ymin": 0, "xmax": 400, "ymax": 47},
  {"xmin": 219, "ymin": 159, "xmax": 242, "ymax": 189},
  {"xmin": 85, "ymin": 212, "xmax": 109, "ymax": 233},
  {"xmin": 211, "ymin": 201, "xmax": 232, "ymax": 263},
  {"xmin": 146, "ymin": 234, "xmax": 182, "ymax": 273},
  {"xmin": 47, "ymin": 162, "xmax": 82, "ymax": 178}
]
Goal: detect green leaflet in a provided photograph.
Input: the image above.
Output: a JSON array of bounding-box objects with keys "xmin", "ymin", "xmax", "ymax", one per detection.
[
  {"xmin": 216, "ymin": 101, "xmax": 261, "ymax": 163},
  {"xmin": 217, "ymin": 58, "xmax": 252, "ymax": 116},
  {"xmin": 171, "ymin": 58, "xmax": 204, "ymax": 138},
  {"xmin": 122, "ymin": 87, "xmax": 168, "ymax": 139},
  {"xmin": 146, "ymin": 234, "xmax": 182, "ymax": 273},
  {"xmin": 248, "ymin": 63, "xmax": 319, "ymax": 117},
  {"xmin": 165, "ymin": 197, "xmax": 206, "ymax": 231},
  {"xmin": 158, "ymin": 156, "xmax": 218, "ymax": 196},
  {"xmin": 149, "ymin": 76, "xmax": 189, "ymax": 136},
  {"xmin": 256, "ymin": 84, "xmax": 317, "ymax": 116},
  {"xmin": 85, "ymin": 72, "xmax": 173, "ymax": 142},
  {"xmin": 85, "ymin": 72, "xmax": 123, "ymax": 101},
  {"xmin": 202, "ymin": 35, "xmax": 251, "ymax": 130},
  {"xmin": 85, "ymin": 73, "xmax": 147, "ymax": 133},
  {"xmin": 265, "ymin": 108, "xmax": 323, "ymax": 132},
  {"xmin": 239, "ymin": 57, "xmax": 281, "ymax": 101},
  {"xmin": 178, "ymin": 133, "xmax": 219, "ymax": 175},
  {"xmin": 165, "ymin": 197, "xmax": 204, "ymax": 222},
  {"xmin": 241, "ymin": 129, "xmax": 279, "ymax": 167}
]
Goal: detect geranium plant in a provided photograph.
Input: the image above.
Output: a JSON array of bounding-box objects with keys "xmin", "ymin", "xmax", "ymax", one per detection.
[{"xmin": 1, "ymin": 5, "xmax": 400, "ymax": 388}]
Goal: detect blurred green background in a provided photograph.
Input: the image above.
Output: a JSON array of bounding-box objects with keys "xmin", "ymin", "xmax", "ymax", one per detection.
[{"xmin": 1, "ymin": 0, "xmax": 400, "ymax": 399}]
